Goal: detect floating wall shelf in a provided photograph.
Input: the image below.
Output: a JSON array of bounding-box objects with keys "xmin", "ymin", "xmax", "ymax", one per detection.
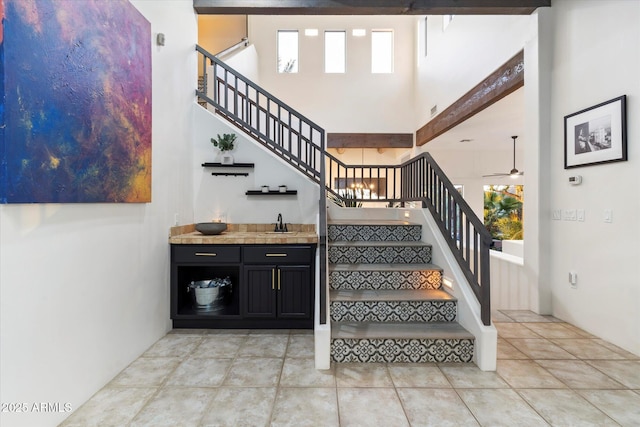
[
  {"xmin": 202, "ymin": 163, "xmax": 255, "ymax": 177},
  {"xmin": 246, "ymin": 190, "xmax": 297, "ymax": 196},
  {"xmin": 211, "ymin": 172, "xmax": 249, "ymax": 177},
  {"xmin": 202, "ymin": 162, "xmax": 255, "ymax": 168}
]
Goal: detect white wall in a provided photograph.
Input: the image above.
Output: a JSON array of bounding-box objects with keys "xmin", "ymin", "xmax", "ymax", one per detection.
[
  {"xmin": 547, "ymin": 0, "xmax": 640, "ymax": 354},
  {"xmin": 222, "ymin": 44, "xmax": 261, "ymax": 84},
  {"xmin": 0, "ymin": 1, "xmax": 197, "ymax": 426},
  {"xmin": 192, "ymin": 105, "xmax": 320, "ymax": 225},
  {"xmin": 414, "ymin": 14, "xmax": 530, "ymax": 129},
  {"xmin": 249, "ymin": 15, "xmax": 416, "ymax": 133},
  {"xmin": 413, "ymin": 15, "xmax": 530, "ymax": 222}
]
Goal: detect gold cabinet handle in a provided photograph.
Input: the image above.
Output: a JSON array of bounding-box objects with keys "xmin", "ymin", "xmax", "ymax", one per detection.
[
  {"xmin": 266, "ymin": 253, "xmax": 287, "ymax": 257},
  {"xmin": 278, "ymin": 269, "xmax": 281, "ymax": 290},
  {"xmin": 195, "ymin": 252, "xmax": 217, "ymax": 257},
  {"xmin": 272, "ymin": 269, "xmax": 275, "ymax": 290}
]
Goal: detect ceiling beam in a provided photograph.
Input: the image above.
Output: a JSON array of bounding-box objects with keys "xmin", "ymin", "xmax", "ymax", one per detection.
[
  {"xmin": 327, "ymin": 133, "xmax": 413, "ymax": 149},
  {"xmin": 194, "ymin": 0, "xmax": 550, "ymax": 15},
  {"xmin": 416, "ymin": 49, "xmax": 524, "ymax": 147}
]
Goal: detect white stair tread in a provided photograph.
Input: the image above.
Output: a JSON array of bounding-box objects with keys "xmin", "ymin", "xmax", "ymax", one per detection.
[
  {"xmin": 329, "ymin": 219, "xmax": 419, "ymax": 226},
  {"xmin": 330, "ymin": 240, "xmax": 430, "ymax": 247},
  {"xmin": 330, "ymin": 263, "xmax": 441, "ymax": 272},
  {"xmin": 330, "ymin": 289, "xmax": 455, "ymax": 302},
  {"xmin": 332, "ymin": 322, "xmax": 474, "ymax": 340}
]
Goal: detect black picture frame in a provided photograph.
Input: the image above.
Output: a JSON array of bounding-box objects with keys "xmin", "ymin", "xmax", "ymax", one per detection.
[{"xmin": 564, "ymin": 95, "xmax": 627, "ymax": 169}]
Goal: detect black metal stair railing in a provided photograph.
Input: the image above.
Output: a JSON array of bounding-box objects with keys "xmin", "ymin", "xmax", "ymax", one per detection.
[
  {"xmin": 401, "ymin": 153, "xmax": 492, "ymax": 326},
  {"xmin": 195, "ymin": 45, "xmax": 491, "ymax": 326},
  {"xmin": 325, "ymin": 151, "xmax": 491, "ymax": 325}
]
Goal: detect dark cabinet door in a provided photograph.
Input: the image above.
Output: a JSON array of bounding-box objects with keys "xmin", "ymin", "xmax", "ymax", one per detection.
[
  {"xmin": 277, "ymin": 265, "xmax": 311, "ymax": 319},
  {"xmin": 244, "ymin": 265, "xmax": 277, "ymax": 318}
]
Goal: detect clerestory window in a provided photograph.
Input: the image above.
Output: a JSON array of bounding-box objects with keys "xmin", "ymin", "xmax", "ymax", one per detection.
[
  {"xmin": 277, "ymin": 30, "xmax": 299, "ymax": 73},
  {"xmin": 324, "ymin": 30, "xmax": 346, "ymax": 73}
]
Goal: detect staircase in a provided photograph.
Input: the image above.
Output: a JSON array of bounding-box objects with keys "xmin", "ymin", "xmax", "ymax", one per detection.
[
  {"xmin": 328, "ymin": 219, "xmax": 475, "ymax": 363},
  {"xmin": 196, "ymin": 44, "xmax": 495, "ymax": 369}
]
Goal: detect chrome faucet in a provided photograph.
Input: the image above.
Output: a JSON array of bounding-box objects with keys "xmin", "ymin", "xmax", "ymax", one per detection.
[{"xmin": 275, "ymin": 213, "xmax": 288, "ymax": 232}]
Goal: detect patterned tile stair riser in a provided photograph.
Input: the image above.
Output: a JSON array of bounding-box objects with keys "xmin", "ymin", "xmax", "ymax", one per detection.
[
  {"xmin": 330, "ymin": 301, "xmax": 458, "ymax": 323},
  {"xmin": 329, "ymin": 270, "xmax": 442, "ymax": 290},
  {"xmin": 331, "ymin": 338, "xmax": 475, "ymax": 363},
  {"xmin": 328, "ymin": 224, "xmax": 422, "ymax": 242},
  {"xmin": 328, "ymin": 245, "xmax": 432, "ymax": 264}
]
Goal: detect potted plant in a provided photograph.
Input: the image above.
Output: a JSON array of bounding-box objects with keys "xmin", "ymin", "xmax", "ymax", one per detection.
[{"xmin": 211, "ymin": 133, "xmax": 237, "ymax": 164}]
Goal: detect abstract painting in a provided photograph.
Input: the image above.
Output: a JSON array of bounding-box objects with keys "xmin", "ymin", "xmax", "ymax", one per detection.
[{"xmin": 0, "ymin": 0, "xmax": 151, "ymax": 203}]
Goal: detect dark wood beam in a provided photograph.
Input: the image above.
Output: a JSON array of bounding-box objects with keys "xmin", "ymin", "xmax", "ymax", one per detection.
[
  {"xmin": 416, "ymin": 49, "xmax": 524, "ymax": 147},
  {"xmin": 194, "ymin": 0, "xmax": 550, "ymax": 15},
  {"xmin": 327, "ymin": 133, "xmax": 413, "ymax": 149}
]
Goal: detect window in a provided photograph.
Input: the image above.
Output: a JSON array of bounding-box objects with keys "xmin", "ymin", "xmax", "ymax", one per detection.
[
  {"xmin": 324, "ymin": 31, "xmax": 346, "ymax": 73},
  {"xmin": 484, "ymin": 185, "xmax": 524, "ymax": 250},
  {"xmin": 371, "ymin": 30, "xmax": 393, "ymax": 73},
  {"xmin": 277, "ymin": 30, "xmax": 298, "ymax": 73}
]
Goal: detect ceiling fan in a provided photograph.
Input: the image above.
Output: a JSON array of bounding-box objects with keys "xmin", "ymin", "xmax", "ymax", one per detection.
[{"xmin": 483, "ymin": 135, "xmax": 524, "ymax": 178}]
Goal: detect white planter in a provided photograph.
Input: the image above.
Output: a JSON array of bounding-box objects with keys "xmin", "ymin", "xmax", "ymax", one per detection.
[{"xmin": 221, "ymin": 152, "xmax": 234, "ymax": 165}]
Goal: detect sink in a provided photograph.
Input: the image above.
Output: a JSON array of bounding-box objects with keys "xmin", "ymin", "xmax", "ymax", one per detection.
[{"xmin": 195, "ymin": 222, "xmax": 227, "ymax": 235}]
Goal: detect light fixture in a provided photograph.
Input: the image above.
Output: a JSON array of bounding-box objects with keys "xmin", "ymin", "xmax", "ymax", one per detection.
[
  {"xmin": 352, "ymin": 29, "xmax": 366, "ymax": 37},
  {"xmin": 304, "ymin": 29, "xmax": 318, "ymax": 36}
]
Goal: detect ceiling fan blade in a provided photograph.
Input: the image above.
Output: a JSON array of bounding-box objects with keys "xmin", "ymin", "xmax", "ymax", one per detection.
[{"xmin": 483, "ymin": 136, "xmax": 524, "ymax": 179}]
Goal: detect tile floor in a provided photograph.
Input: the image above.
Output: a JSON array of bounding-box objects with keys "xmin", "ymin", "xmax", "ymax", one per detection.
[{"xmin": 61, "ymin": 310, "xmax": 640, "ymax": 426}]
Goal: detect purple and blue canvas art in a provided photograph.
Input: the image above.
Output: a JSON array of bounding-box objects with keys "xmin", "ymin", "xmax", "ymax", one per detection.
[{"xmin": 0, "ymin": 0, "xmax": 151, "ymax": 203}]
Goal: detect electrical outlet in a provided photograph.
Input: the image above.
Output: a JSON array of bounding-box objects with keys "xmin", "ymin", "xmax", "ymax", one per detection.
[
  {"xmin": 174, "ymin": 213, "xmax": 179, "ymax": 226},
  {"xmin": 552, "ymin": 209, "xmax": 561, "ymax": 220},
  {"xmin": 604, "ymin": 209, "xmax": 613, "ymax": 223}
]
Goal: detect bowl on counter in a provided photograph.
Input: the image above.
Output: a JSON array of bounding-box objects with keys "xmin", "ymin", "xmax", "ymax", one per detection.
[{"xmin": 195, "ymin": 222, "xmax": 227, "ymax": 235}]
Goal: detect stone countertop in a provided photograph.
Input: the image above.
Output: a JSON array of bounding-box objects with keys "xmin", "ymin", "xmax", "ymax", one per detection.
[{"xmin": 169, "ymin": 223, "xmax": 318, "ymax": 245}]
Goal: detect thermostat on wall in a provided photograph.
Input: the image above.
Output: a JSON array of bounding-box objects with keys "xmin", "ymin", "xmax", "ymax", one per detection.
[{"xmin": 569, "ymin": 175, "xmax": 582, "ymax": 185}]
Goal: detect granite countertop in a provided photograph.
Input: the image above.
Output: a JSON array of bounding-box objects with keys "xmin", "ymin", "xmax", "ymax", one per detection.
[{"xmin": 169, "ymin": 223, "xmax": 318, "ymax": 245}]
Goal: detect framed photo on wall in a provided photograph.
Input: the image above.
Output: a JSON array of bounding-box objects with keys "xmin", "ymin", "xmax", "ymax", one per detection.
[{"xmin": 564, "ymin": 95, "xmax": 627, "ymax": 169}]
